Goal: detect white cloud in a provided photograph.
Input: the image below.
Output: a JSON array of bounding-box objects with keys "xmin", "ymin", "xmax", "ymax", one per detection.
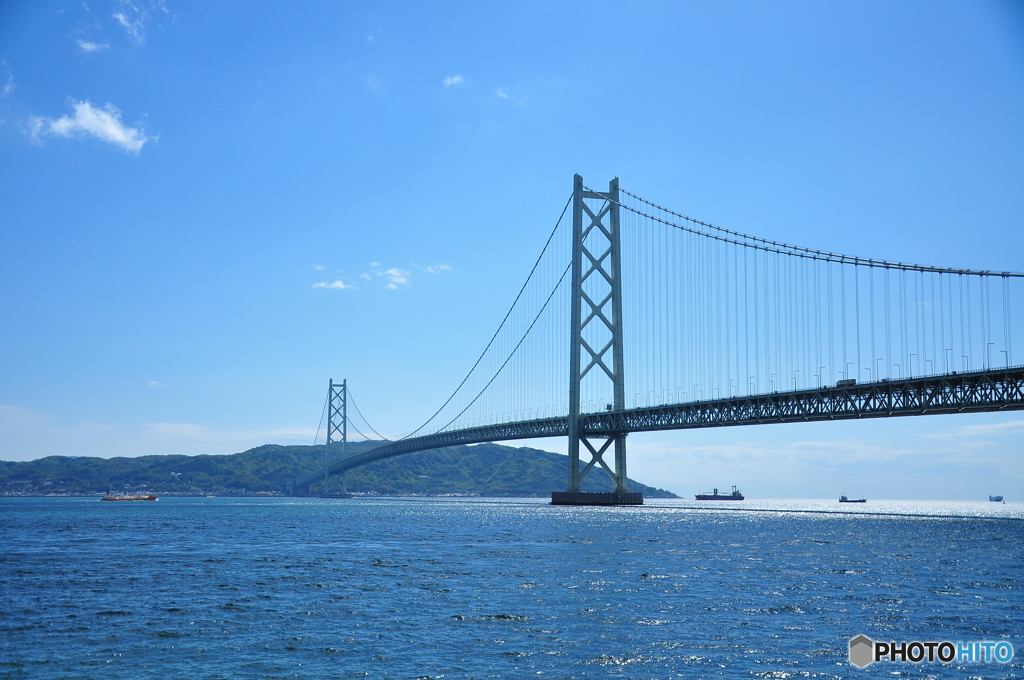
[
  {"xmin": 361, "ymin": 263, "xmax": 424, "ymax": 288},
  {"xmin": 495, "ymin": 88, "xmax": 527, "ymax": 105},
  {"xmin": 313, "ymin": 280, "xmax": 354, "ymax": 289},
  {"xmin": 113, "ymin": 12, "xmax": 144, "ymax": 43},
  {"xmin": 77, "ymin": 39, "xmax": 110, "ymax": 53},
  {"xmin": 148, "ymin": 380, "xmax": 165, "ymax": 388},
  {"xmin": 1, "ymin": 61, "xmax": 15, "ymax": 97},
  {"xmin": 311, "ymin": 264, "xmax": 325, "ymax": 271},
  {"xmin": 929, "ymin": 419, "xmax": 1024, "ymax": 439},
  {"xmin": 109, "ymin": 0, "xmax": 168, "ymax": 45},
  {"xmin": 382, "ymin": 268, "xmax": 410, "ymax": 289},
  {"xmin": 113, "ymin": 0, "xmax": 147, "ymax": 44},
  {"xmin": 443, "ymin": 75, "xmax": 464, "ymax": 87},
  {"xmin": 30, "ymin": 100, "xmax": 153, "ymax": 153},
  {"xmin": 0, "ymin": 403, "xmax": 317, "ymax": 462}
]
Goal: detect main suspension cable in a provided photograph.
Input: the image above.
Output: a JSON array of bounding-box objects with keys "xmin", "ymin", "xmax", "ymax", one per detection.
[
  {"xmin": 435, "ymin": 260, "xmax": 573, "ymax": 433},
  {"xmin": 347, "ymin": 387, "xmax": 390, "ymax": 441},
  {"xmin": 609, "ymin": 187, "xmax": 1023, "ymax": 277},
  {"xmin": 311, "ymin": 391, "xmax": 328, "ymax": 447},
  {"xmin": 400, "ymin": 193, "xmax": 573, "ymax": 440}
]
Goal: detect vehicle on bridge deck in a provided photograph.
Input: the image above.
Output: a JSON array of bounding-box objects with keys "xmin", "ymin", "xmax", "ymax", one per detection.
[
  {"xmin": 695, "ymin": 486, "xmax": 744, "ymax": 501},
  {"xmin": 839, "ymin": 495, "xmax": 867, "ymax": 503}
]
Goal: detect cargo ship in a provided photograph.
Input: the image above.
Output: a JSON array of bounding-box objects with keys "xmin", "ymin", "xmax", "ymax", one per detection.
[
  {"xmin": 839, "ymin": 495, "xmax": 866, "ymax": 503},
  {"xmin": 695, "ymin": 485, "xmax": 744, "ymax": 501},
  {"xmin": 989, "ymin": 495, "xmax": 1004, "ymax": 502},
  {"xmin": 101, "ymin": 492, "xmax": 158, "ymax": 501}
]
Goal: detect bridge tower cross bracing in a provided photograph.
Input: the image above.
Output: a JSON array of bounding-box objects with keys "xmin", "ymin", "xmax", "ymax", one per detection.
[
  {"xmin": 557, "ymin": 175, "xmax": 641, "ymax": 505},
  {"xmin": 325, "ymin": 378, "xmax": 348, "ymax": 494}
]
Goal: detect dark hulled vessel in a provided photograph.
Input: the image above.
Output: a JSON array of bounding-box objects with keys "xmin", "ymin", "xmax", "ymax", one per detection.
[{"xmin": 695, "ymin": 485, "xmax": 744, "ymax": 501}]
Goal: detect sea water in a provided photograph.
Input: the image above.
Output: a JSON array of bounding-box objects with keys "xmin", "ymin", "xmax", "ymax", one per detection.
[{"xmin": 1, "ymin": 497, "xmax": 1021, "ymax": 678}]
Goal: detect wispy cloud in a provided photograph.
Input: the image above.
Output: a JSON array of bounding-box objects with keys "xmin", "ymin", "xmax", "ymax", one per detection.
[
  {"xmin": 495, "ymin": 87, "xmax": 528, "ymax": 105},
  {"xmin": 1, "ymin": 61, "xmax": 15, "ymax": 97},
  {"xmin": 383, "ymin": 268, "xmax": 409, "ymax": 289},
  {"xmin": 443, "ymin": 75, "xmax": 464, "ymax": 87},
  {"xmin": 77, "ymin": 39, "xmax": 110, "ymax": 53},
  {"xmin": 148, "ymin": 380, "xmax": 165, "ymax": 388},
  {"xmin": 0, "ymin": 403, "xmax": 317, "ymax": 462},
  {"xmin": 313, "ymin": 280, "xmax": 354, "ymax": 290},
  {"xmin": 927, "ymin": 419, "xmax": 1024, "ymax": 440},
  {"xmin": 420, "ymin": 264, "xmax": 452, "ymax": 274},
  {"xmin": 29, "ymin": 100, "xmax": 153, "ymax": 153},
  {"xmin": 311, "ymin": 264, "xmax": 325, "ymax": 271},
  {"xmin": 359, "ymin": 262, "xmax": 433, "ymax": 289},
  {"xmin": 112, "ymin": 11, "xmax": 145, "ymax": 44},
  {"xmin": 112, "ymin": 0, "xmax": 153, "ymax": 44},
  {"xmin": 105, "ymin": 0, "xmax": 171, "ymax": 46}
]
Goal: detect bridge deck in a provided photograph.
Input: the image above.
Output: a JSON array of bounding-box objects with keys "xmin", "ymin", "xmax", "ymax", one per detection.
[{"xmin": 295, "ymin": 367, "xmax": 1024, "ymax": 487}]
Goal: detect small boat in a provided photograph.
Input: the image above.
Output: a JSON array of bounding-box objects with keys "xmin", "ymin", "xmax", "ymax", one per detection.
[
  {"xmin": 101, "ymin": 492, "xmax": 158, "ymax": 501},
  {"xmin": 989, "ymin": 495, "xmax": 1004, "ymax": 502},
  {"xmin": 839, "ymin": 495, "xmax": 867, "ymax": 503},
  {"xmin": 695, "ymin": 485, "xmax": 744, "ymax": 501},
  {"xmin": 319, "ymin": 493, "xmax": 352, "ymax": 499}
]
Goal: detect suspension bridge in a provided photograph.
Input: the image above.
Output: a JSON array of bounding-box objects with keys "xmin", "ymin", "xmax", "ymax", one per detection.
[{"xmin": 294, "ymin": 175, "xmax": 1024, "ymax": 503}]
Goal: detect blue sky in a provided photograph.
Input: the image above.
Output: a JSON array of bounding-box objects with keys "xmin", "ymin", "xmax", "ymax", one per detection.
[{"xmin": 1, "ymin": 1, "xmax": 1023, "ymax": 499}]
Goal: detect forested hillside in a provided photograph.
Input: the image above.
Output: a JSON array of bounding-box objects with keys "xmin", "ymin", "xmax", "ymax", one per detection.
[{"xmin": 1, "ymin": 442, "xmax": 677, "ymax": 498}]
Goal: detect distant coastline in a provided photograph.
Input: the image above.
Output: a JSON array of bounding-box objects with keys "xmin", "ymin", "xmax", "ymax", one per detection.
[{"xmin": 0, "ymin": 442, "xmax": 678, "ymax": 499}]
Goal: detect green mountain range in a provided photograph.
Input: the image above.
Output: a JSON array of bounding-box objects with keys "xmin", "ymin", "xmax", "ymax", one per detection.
[{"xmin": 0, "ymin": 442, "xmax": 678, "ymax": 498}]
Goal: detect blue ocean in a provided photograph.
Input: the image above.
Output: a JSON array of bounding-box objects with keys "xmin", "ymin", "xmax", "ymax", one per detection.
[{"xmin": 1, "ymin": 497, "xmax": 1021, "ymax": 678}]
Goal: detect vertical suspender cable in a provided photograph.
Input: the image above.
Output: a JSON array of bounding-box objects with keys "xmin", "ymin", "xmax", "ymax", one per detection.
[
  {"xmin": 939, "ymin": 273, "xmax": 947, "ymax": 373},
  {"xmin": 885, "ymin": 269, "xmax": 891, "ymax": 379},
  {"xmin": 966, "ymin": 275, "xmax": 973, "ymax": 370},
  {"xmin": 869, "ymin": 267, "xmax": 876, "ymax": 381},
  {"xmin": 1005, "ymin": 275, "xmax": 1013, "ymax": 366},
  {"xmin": 841, "ymin": 263, "xmax": 848, "ymax": 379},
  {"xmin": 735, "ymin": 244, "xmax": 741, "ymax": 395},
  {"xmin": 827, "ymin": 263, "xmax": 833, "ymax": 384},
  {"xmin": 855, "ymin": 265, "xmax": 862, "ymax": 382}
]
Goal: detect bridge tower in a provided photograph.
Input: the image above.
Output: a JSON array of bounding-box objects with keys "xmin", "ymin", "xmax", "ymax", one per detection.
[
  {"xmin": 320, "ymin": 378, "xmax": 351, "ymax": 497},
  {"xmin": 552, "ymin": 175, "xmax": 642, "ymax": 505}
]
